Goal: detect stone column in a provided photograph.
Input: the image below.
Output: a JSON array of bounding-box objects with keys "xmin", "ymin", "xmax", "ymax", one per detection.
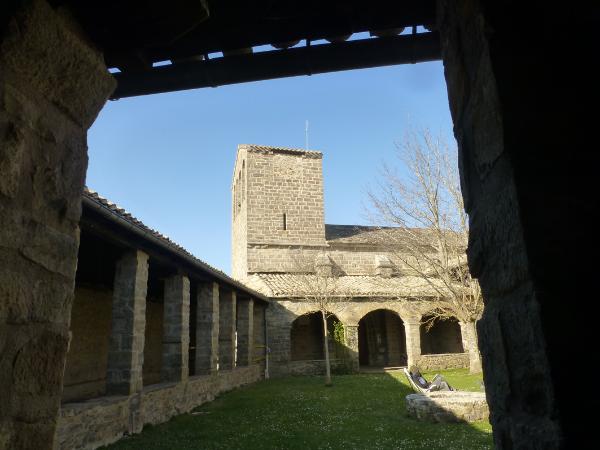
[
  {"xmin": 404, "ymin": 318, "xmax": 422, "ymax": 369},
  {"xmin": 106, "ymin": 251, "xmax": 149, "ymax": 395},
  {"xmin": 236, "ymin": 298, "xmax": 254, "ymax": 366},
  {"xmin": 195, "ymin": 282, "xmax": 220, "ymax": 374},
  {"xmin": 162, "ymin": 275, "xmax": 190, "ymax": 382},
  {"xmin": 0, "ymin": 1, "xmax": 115, "ymax": 447},
  {"xmin": 344, "ymin": 325, "xmax": 360, "ymax": 372},
  {"xmin": 219, "ymin": 290, "xmax": 237, "ymax": 370},
  {"xmin": 438, "ymin": 1, "xmax": 571, "ymax": 446}
]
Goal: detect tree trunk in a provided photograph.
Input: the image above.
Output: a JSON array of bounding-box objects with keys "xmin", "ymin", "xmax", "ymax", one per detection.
[
  {"xmin": 322, "ymin": 310, "xmax": 332, "ymax": 386},
  {"xmin": 461, "ymin": 320, "xmax": 482, "ymax": 374}
]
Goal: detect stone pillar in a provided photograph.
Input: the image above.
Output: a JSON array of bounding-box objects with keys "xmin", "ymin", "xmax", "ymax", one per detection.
[
  {"xmin": 219, "ymin": 290, "xmax": 237, "ymax": 370},
  {"xmin": 106, "ymin": 251, "xmax": 149, "ymax": 395},
  {"xmin": 404, "ymin": 318, "xmax": 422, "ymax": 369},
  {"xmin": 344, "ymin": 325, "xmax": 359, "ymax": 372},
  {"xmin": 438, "ymin": 1, "xmax": 573, "ymax": 446},
  {"xmin": 195, "ymin": 282, "xmax": 220, "ymax": 374},
  {"xmin": 162, "ymin": 275, "xmax": 190, "ymax": 382},
  {"xmin": 236, "ymin": 298, "xmax": 254, "ymax": 366},
  {"xmin": 0, "ymin": 1, "xmax": 114, "ymax": 447}
]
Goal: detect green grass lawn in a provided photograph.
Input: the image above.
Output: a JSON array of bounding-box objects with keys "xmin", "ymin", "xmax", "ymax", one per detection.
[{"xmin": 105, "ymin": 369, "xmax": 492, "ymax": 450}]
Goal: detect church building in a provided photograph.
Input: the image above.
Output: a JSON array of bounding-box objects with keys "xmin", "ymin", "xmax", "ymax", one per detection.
[{"xmin": 231, "ymin": 144, "xmax": 474, "ymax": 377}]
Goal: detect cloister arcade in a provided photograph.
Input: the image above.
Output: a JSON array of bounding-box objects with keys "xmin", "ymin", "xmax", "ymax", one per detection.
[{"xmin": 286, "ymin": 305, "xmax": 468, "ymax": 373}]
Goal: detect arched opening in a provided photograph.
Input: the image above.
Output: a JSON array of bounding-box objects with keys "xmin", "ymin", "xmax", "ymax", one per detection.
[
  {"xmin": 358, "ymin": 310, "xmax": 406, "ymax": 368},
  {"xmin": 420, "ymin": 315, "xmax": 464, "ymax": 355},
  {"xmin": 290, "ymin": 312, "xmax": 342, "ymax": 361}
]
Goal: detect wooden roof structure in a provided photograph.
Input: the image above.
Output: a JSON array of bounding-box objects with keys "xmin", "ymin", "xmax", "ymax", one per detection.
[{"xmin": 57, "ymin": 0, "xmax": 439, "ymax": 98}]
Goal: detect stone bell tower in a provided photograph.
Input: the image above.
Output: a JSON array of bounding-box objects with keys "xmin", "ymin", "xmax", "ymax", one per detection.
[{"xmin": 231, "ymin": 144, "xmax": 327, "ymax": 280}]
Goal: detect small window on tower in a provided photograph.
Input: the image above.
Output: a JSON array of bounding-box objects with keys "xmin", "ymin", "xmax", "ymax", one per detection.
[{"xmin": 283, "ymin": 213, "xmax": 287, "ymax": 230}]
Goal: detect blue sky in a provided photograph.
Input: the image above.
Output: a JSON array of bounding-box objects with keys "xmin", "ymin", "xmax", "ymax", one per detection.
[{"xmin": 87, "ymin": 60, "xmax": 453, "ymax": 274}]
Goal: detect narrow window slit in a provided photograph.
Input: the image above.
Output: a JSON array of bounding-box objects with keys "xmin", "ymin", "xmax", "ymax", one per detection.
[{"xmin": 283, "ymin": 213, "xmax": 287, "ymax": 230}]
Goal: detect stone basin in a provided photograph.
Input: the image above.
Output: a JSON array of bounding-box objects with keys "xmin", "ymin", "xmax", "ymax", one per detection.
[{"xmin": 405, "ymin": 391, "xmax": 489, "ymax": 423}]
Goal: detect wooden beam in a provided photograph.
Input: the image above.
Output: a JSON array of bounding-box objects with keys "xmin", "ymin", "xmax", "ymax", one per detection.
[{"xmin": 111, "ymin": 32, "xmax": 440, "ymax": 99}]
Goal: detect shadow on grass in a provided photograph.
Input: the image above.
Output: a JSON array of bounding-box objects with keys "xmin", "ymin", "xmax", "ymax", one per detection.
[{"xmin": 104, "ymin": 370, "xmax": 492, "ymax": 450}]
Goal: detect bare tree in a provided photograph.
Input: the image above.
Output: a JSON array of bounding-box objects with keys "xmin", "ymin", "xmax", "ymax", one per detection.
[
  {"xmin": 290, "ymin": 252, "xmax": 348, "ymax": 386},
  {"xmin": 367, "ymin": 127, "xmax": 483, "ymax": 373}
]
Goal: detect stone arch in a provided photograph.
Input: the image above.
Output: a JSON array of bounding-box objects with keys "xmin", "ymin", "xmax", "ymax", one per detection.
[
  {"xmin": 290, "ymin": 311, "xmax": 343, "ymax": 361},
  {"xmin": 358, "ymin": 309, "xmax": 407, "ymax": 367},
  {"xmin": 419, "ymin": 314, "xmax": 464, "ymax": 355}
]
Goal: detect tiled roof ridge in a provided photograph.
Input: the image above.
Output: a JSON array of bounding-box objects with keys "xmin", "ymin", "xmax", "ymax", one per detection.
[
  {"xmin": 82, "ymin": 187, "xmax": 266, "ymax": 300},
  {"xmin": 238, "ymin": 143, "xmax": 322, "ymax": 155}
]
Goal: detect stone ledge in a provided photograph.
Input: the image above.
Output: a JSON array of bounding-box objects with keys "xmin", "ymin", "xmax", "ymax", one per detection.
[
  {"xmin": 417, "ymin": 353, "xmax": 469, "ymax": 370},
  {"xmin": 60, "ymin": 394, "xmax": 129, "ymax": 415},
  {"xmin": 406, "ymin": 391, "xmax": 489, "ymax": 423}
]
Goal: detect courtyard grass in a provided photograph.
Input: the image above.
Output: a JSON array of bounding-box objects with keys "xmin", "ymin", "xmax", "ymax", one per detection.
[{"xmin": 105, "ymin": 369, "xmax": 492, "ymax": 450}]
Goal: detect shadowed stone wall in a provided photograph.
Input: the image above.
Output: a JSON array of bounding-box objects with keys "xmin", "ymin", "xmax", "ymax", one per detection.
[
  {"xmin": 438, "ymin": 0, "xmax": 599, "ymax": 446},
  {"xmin": 253, "ymin": 304, "xmax": 266, "ymax": 371},
  {"xmin": 291, "ymin": 312, "xmax": 324, "ymax": 361},
  {"xmin": 62, "ymin": 287, "xmax": 112, "ymax": 402},
  {"xmin": 219, "ymin": 289, "xmax": 236, "ymax": 370},
  {"xmin": 143, "ymin": 301, "xmax": 164, "ymax": 385},
  {"xmin": 420, "ymin": 318, "xmax": 464, "ymax": 355},
  {"xmin": 0, "ymin": 0, "xmax": 114, "ymax": 447},
  {"xmin": 56, "ymin": 366, "xmax": 262, "ymax": 450}
]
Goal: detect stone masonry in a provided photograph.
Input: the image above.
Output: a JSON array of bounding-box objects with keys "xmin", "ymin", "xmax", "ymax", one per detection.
[
  {"xmin": 237, "ymin": 298, "xmax": 254, "ymax": 366},
  {"xmin": 195, "ymin": 282, "xmax": 220, "ymax": 374},
  {"xmin": 106, "ymin": 251, "xmax": 149, "ymax": 396},
  {"xmin": 0, "ymin": 1, "xmax": 114, "ymax": 447},
  {"xmin": 162, "ymin": 275, "xmax": 190, "ymax": 382},
  {"xmin": 51, "ymin": 187, "xmax": 268, "ymax": 449},
  {"xmin": 232, "ymin": 145, "xmax": 479, "ymax": 377},
  {"xmin": 219, "ymin": 289, "xmax": 236, "ymax": 370}
]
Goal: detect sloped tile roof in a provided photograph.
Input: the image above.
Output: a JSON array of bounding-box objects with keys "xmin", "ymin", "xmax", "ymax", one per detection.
[
  {"xmin": 245, "ymin": 273, "xmax": 449, "ymax": 298},
  {"xmin": 325, "ymin": 224, "xmax": 464, "ymax": 248},
  {"xmin": 82, "ymin": 187, "xmax": 267, "ymax": 301}
]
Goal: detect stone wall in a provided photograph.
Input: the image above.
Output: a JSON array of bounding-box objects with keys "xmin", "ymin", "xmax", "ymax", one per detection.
[
  {"xmin": 244, "ymin": 240, "xmax": 433, "ymax": 276},
  {"xmin": 56, "ymin": 365, "xmax": 262, "ymax": 449},
  {"xmin": 55, "ymin": 396, "xmax": 129, "ymax": 450},
  {"xmin": 232, "ymin": 145, "xmax": 327, "ymax": 278},
  {"xmin": 384, "ymin": 312, "xmax": 407, "ymax": 366},
  {"xmin": 62, "ymin": 287, "xmax": 112, "ymax": 402},
  {"xmin": 420, "ymin": 319, "xmax": 464, "ymax": 355},
  {"xmin": 245, "ymin": 147, "xmax": 325, "ymax": 247},
  {"xmin": 0, "ymin": 1, "xmax": 114, "ymax": 447},
  {"xmin": 143, "ymin": 301, "xmax": 164, "ymax": 385},
  {"xmin": 416, "ymin": 353, "xmax": 469, "ymax": 371},
  {"xmin": 231, "ymin": 148, "xmax": 248, "ymax": 279},
  {"xmin": 252, "ymin": 304, "xmax": 266, "ymax": 371},
  {"xmin": 291, "ymin": 312, "xmax": 324, "ymax": 361},
  {"xmin": 406, "ymin": 391, "xmax": 489, "ymax": 423},
  {"xmin": 438, "ymin": 0, "xmax": 585, "ymax": 446}
]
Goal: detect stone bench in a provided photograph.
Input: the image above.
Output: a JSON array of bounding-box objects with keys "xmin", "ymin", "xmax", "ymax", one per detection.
[{"xmin": 405, "ymin": 391, "xmax": 489, "ymax": 423}]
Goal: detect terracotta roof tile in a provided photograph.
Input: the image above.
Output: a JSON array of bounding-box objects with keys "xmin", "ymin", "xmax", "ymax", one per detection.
[
  {"xmin": 82, "ymin": 187, "xmax": 267, "ymax": 301},
  {"xmin": 245, "ymin": 273, "xmax": 449, "ymax": 298}
]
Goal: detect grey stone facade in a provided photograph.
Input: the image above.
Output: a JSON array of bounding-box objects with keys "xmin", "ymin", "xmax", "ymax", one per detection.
[
  {"xmin": 231, "ymin": 145, "xmax": 478, "ymax": 376},
  {"xmin": 0, "ymin": 1, "xmax": 115, "ymax": 447}
]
